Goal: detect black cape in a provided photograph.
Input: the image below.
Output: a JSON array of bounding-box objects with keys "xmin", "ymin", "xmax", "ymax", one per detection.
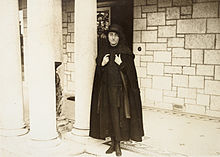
[{"xmin": 89, "ymin": 37, "xmax": 144, "ymax": 142}]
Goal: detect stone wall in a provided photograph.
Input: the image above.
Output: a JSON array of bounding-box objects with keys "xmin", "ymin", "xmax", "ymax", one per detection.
[
  {"xmin": 62, "ymin": 0, "xmax": 75, "ymax": 95},
  {"xmin": 133, "ymin": 0, "xmax": 220, "ymax": 117}
]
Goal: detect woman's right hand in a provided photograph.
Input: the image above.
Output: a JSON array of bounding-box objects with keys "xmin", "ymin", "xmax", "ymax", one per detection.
[{"xmin": 101, "ymin": 54, "xmax": 110, "ymax": 66}]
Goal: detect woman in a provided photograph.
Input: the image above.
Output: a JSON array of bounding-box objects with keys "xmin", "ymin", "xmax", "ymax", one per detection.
[{"xmin": 89, "ymin": 24, "xmax": 144, "ymax": 156}]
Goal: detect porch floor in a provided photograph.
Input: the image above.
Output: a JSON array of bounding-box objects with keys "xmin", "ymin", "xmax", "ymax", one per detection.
[{"xmin": 1, "ymin": 99, "xmax": 220, "ymax": 157}]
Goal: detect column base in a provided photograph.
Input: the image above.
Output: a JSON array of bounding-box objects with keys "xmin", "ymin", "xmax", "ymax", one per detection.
[
  {"xmin": 0, "ymin": 126, "xmax": 28, "ymax": 137},
  {"xmin": 64, "ymin": 128, "xmax": 106, "ymax": 156},
  {"xmin": 28, "ymin": 136, "xmax": 61, "ymax": 148},
  {"xmin": 71, "ymin": 126, "xmax": 89, "ymax": 136},
  {"xmin": 69, "ymin": 127, "xmax": 90, "ymax": 144}
]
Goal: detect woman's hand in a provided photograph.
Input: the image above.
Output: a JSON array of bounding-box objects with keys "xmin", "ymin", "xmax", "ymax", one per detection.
[
  {"xmin": 101, "ymin": 54, "xmax": 110, "ymax": 66},
  {"xmin": 115, "ymin": 54, "xmax": 122, "ymax": 65}
]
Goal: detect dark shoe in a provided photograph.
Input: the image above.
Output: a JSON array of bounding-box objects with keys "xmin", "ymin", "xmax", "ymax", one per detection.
[
  {"xmin": 115, "ymin": 141, "xmax": 122, "ymax": 156},
  {"xmin": 105, "ymin": 140, "xmax": 115, "ymax": 154},
  {"xmin": 106, "ymin": 145, "xmax": 115, "ymax": 154}
]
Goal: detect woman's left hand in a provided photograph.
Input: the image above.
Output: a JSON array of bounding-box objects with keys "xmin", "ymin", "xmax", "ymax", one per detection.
[{"xmin": 115, "ymin": 54, "xmax": 122, "ymax": 65}]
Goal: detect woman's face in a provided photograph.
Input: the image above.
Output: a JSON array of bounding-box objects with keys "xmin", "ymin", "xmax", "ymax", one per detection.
[{"xmin": 108, "ymin": 32, "xmax": 119, "ymax": 47}]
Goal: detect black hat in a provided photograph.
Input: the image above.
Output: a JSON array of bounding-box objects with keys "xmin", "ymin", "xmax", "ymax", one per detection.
[{"xmin": 107, "ymin": 24, "xmax": 123, "ymax": 35}]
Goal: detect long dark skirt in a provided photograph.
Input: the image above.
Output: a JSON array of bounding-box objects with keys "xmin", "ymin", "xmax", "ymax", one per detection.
[{"xmin": 108, "ymin": 86, "xmax": 130, "ymax": 141}]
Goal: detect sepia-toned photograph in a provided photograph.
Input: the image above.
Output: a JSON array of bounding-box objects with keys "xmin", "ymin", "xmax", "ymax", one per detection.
[{"xmin": 0, "ymin": 0, "xmax": 220, "ymax": 156}]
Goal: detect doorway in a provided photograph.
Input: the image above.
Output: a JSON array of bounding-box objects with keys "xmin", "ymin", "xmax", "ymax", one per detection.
[{"xmin": 97, "ymin": 0, "xmax": 133, "ymax": 50}]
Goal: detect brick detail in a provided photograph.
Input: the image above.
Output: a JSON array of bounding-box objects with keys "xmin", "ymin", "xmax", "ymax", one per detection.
[
  {"xmin": 204, "ymin": 50, "xmax": 220, "ymax": 65},
  {"xmin": 146, "ymin": 43, "xmax": 167, "ymax": 50},
  {"xmin": 165, "ymin": 66, "xmax": 182, "ymax": 74},
  {"xmin": 166, "ymin": 7, "xmax": 180, "ymax": 19},
  {"xmin": 147, "ymin": 63, "xmax": 164, "ymax": 75},
  {"xmin": 66, "ymin": 43, "xmax": 74, "ymax": 52},
  {"xmin": 168, "ymin": 38, "xmax": 184, "ymax": 48},
  {"xmin": 67, "ymin": 23, "xmax": 74, "ymax": 32},
  {"xmin": 215, "ymin": 66, "xmax": 220, "ymax": 80},
  {"xmin": 192, "ymin": 50, "xmax": 203, "ymax": 64},
  {"xmin": 172, "ymin": 58, "xmax": 190, "ymax": 66},
  {"xmin": 136, "ymin": 67, "xmax": 147, "ymax": 77},
  {"xmin": 147, "ymin": 12, "xmax": 165, "ymax": 26},
  {"xmin": 172, "ymin": 48, "xmax": 190, "ymax": 57},
  {"xmin": 63, "ymin": 28, "xmax": 68, "ymax": 35},
  {"xmin": 205, "ymin": 80, "xmax": 220, "ymax": 95},
  {"xmin": 164, "ymin": 90, "xmax": 176, "ymax": 97},
  {"xmin": 210, "ymin": 95, "xmax": 220, "ymax": 110},
  {"xmin": 196, "ymin": 65, "xmax": 214, "ymax": 76},
  {"xmin": 66, "ymin": 0, "xmax": 74, "ymax": 12},
  {"xmin": 152, "ymin": 76, "xmax": 172, "ymax": 90},
  {"xmin": 164, "ymin": 96, "xmax": 184, "ymax": 105},
  {"xmin": 207, "ymin": 18, "xmax": 220, "ymax": 33},
  {"xmin": 154, "ymin": 51, "xmax": 171, "ymax": 62},
  {"xmin": 63, "ymin": 12, "xmax": 68, "ymax": 23},
  {"xmin": 147, "ymin": 0, "xmax": 157, "ymax": 5},
  {"xmin": 146, "ymin": 51, "xmax": 154, "ymax": 55},
  {"xmin": 185, "ymin": 104, "xmax": 206, "ymax": 115},
  {"xmin": 141, "ymin": 78, "xmax": 152, "ymax": 88},
  {"xmin": 146, "ymin": 88, "xmax": 163, "ymax": 101},
  {"xmin": 158, "ymin": 26, "xmax": 176, "ymax": 37},
  {"xmin": 166, "ymin": 20, "xmax": 177, "ymax": 25},
  {"xmin": 147, "ymin": 26, "xmax": 158, "ymax": 30},
  {"xmin": 155, "ymin": 102, "xmax": 173, "ymax": 110},
  {"xmin": 141, "ymin": 31, "xmax": 157, "ymax": 42},
  {"xmin": 206, "ymin": 110, "xmax": 220, "ymax": 118},
  {"xmin": 178, "ymin": 87, "xmax": 197, "ymax": 99},
  {"xmin": 192, "ymin": 2, "xmax": 218, "ymax": 18},
  {"xmin": 173, "ymin": 0, "xmax": 192, "ymax": 6},
  {"xmin": 185, "ymin": 99, "xmax": 196, "ymax": 105},
  {"xmin": 158, "ymin": 38, "xmax": 167, "ymax": 43},
  {"xmin": 158, "ymin": 0, "xmax": 172, "ymax": 7},
  {"xmin": 197, "ymin": 94, "xmax": 210, "ymax": 106},
  {"xmin": 133, "ymin": 31, "xmax": 141, "ymax": 42},
  {"xmin": 185, "ymin": 34, "xmax": 215, "ymax": 49},
  {"xmin": 189, "ymin": 76, "xmax": 204, "ymax": 88},
  {"xmin": 134, "ymin": 0, "xmax": 146, "ymax": 6},
  {"xmin": 181, "ymin": 6, "xmax": 192, "ymax": 15},
  {"xmin": 177, "ymin": 19, "xmax": 206, "ymax": 34},
  {"xmin": 142, "ymin": 5, "xmax": 157, "ymax": 13},
  {"xmin": 134, "ymin": 19, "xmax": 147, "ymax": 30},
  {"xmin": 173, "ymin": 74, "xmax": 188, "ymax": 87},
  {"xmin": 216, "ymin": 34, "xmax": 220, "ymax": 49},
  {"xmin": 141, "ymin": 56, "xmax": 153, "ymax": 62},
  {"xmin": 134, "ymin": 7, "xmax": 142, "ymax": 18},
  {"xmin": 183, "ymin": 67, "xmax": 195, "ymax": 75}
]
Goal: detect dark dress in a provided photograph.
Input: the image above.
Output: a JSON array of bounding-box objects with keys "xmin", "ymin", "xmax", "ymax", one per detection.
[{"xmin": 89, "ymin": 37, "xmax": 144, "ymax": 142}]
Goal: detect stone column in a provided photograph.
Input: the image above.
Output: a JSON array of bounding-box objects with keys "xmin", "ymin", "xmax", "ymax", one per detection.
[
  {"xmin": 26, "ymin": 0, "xmax": 61, "ymax": 144},
  {"xmin": 0, "ymin": 0, "xmax": 28, "ymax": 136},
  {"xmin": 72, "ymin": 0, "xmax": 97, "ymax": 136},
  {"xmin": 54, "ymin": 0, "xmax": 63, "ymax": 62}
]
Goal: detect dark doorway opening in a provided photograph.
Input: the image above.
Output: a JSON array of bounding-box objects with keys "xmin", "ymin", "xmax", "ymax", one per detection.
[{"xmin": 97, "ymin": 0, "xmax": 133, "ymax": 50}]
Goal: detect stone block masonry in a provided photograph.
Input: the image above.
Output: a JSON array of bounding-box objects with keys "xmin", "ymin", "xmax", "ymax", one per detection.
[
  {"xmin": 133, "ymin": 0, "xmax": 220, "ymax": 117},
  {"xmin": 62, "ymin": 0, "xmax": 75, "ymax": 95}
]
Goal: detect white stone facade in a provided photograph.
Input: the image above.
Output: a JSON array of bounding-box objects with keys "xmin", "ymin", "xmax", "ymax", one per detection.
[{"xmin": 133, "ymin": 0, "xmax": 220, "ymax": 117}]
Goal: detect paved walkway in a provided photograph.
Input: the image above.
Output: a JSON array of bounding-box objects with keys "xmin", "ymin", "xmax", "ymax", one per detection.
[
  {"xmin": 142, "ymin": 108, "xmax": 220, "ymax": 157},
  {"xmin": 1, "ymin": 100, "xmax": 220, "ymax": 157}
]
